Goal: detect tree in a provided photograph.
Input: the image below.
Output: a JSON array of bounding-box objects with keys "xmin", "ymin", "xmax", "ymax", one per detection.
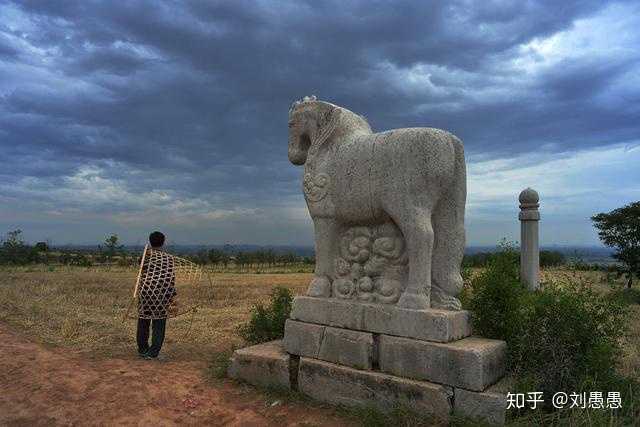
[
  {"xmin": 4, "ymin": 229, "xmax": 24, "ymax": 248},
  {"xmin": 103, "ymin": 234, "xmax": 123, "ymax": 261},
  {"xmin": 208, "ymin": 249, "xmax": 229, "ymax": 266},
  {"xmin": 0, "ymin": 229, "xmax": 39, "ymax": 265},
  {"xmin": 539, "ymin": 250, "xmax": 566, "ymax": 268},
  {"xmin": 592, "ymin": 201, "xmax": 640, "ymax": 288},
  {"xmin": 35, "ymin": 242, "xmax": 49, "ymax": 252}
]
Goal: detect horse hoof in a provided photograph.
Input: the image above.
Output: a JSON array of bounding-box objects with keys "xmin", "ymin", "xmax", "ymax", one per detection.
[
  {"xmin": 397, "ymin": 292, "xmax": 429, "ymax": 310},
  {"xmin": 431, "ymin": 292, "xmax": 462, "ymax": 311},
  {"xmin": 307, "ymin": 276, "xmax": 331, "ymax": 298}
]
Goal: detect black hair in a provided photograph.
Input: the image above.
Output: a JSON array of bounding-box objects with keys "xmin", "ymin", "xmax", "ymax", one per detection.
[{"xmin": 149, "ymin": 231, "xmax": 165, "ymax": 248}]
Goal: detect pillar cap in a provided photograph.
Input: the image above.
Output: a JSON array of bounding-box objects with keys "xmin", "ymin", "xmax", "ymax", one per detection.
[
  {"xmin": 519, "ymin": 187, "xmax": 539, "ymax": 219},
  {"xmin": 519, "ymin": 187, "xmax": 539, "ymax": 205}
]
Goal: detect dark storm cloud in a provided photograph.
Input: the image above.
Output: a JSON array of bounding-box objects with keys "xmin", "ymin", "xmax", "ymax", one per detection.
[
  {"xmin": 1, "ymin": 0, "xmax": 639, "ymax": 244},
  {"xmin": 0, "ymin": 36, "xmax": 18, "ymax": 59}
]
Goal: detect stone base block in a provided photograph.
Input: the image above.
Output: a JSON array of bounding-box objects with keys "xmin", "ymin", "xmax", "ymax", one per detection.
[
  {"xmin": 284, "ymin": 319, "xmax": 374, "ymax": 370},
  {"xmin": 298, "ymin": 357, "xmax": 452, "ymax": 420},
  {"xmin": 228, "ymin": 340, "xmax": 291, "ymax": 389},
  {"xmin": 454, "ymin": 388, "xmax": 507, "ymax": 426},
  {"xmin": 283, "ymin": 319, "xmax": 325, "ymax": 358},
  {"xmin": 290, "ymin": 296, "xmax": 471, "ymax": 343},
  {"xmin": 228, "ymin": 341, "xmax": 507, "ymax": 425},
  {"xmin": 379, "ymin": 335, "xmax": 506, "ymax": 391}
]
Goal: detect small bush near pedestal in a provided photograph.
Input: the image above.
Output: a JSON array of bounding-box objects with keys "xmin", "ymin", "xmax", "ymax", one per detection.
[
  {"xmin": 238, "ymin": 286, "xmax": 293, "ymax": 344},
  {"xmin": 461, "ymin": 243, "xmax": 526, "ymax": 343}
]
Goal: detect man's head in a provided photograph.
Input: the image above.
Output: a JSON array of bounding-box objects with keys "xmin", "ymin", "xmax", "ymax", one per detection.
[{"xmin": 149, "ymin": 231, "xmax": 165, "ymax": 248}]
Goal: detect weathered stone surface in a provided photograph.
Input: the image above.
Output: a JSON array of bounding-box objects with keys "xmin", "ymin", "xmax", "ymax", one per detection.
[
  {"xmin": 228, "ymin": 340, "xmax": 290, "ymax": 389},
  {"xmin": 454, "ymin": 388, "xmax": 507, "ymax": 426},
  {"xmin": 283, "ymin": 319, "xmax": 324, "ymax": 358},
  {"xmin": 290, "ymin": 296, "xmax": 471, "ymax": 343},
  {"xmin": 288, "ymin": 97, "xmax": 466, "ymax": 310},
  {"xmin": 298, "ymin": 357, "xmax": 452, "ymax": 420},
  {"xmin": 379, "ymin": 335, "xmax": 506, "ymax": 391},
  {"xmin": 318, "ymin": 326, "xmax": 373, "ymax": 370},
  {"xmin": 284, "ymin": 320, "xmax": 374, "ymax": 370}
]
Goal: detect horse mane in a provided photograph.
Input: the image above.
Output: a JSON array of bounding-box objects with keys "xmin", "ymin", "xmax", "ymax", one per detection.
[
  {"xmin": 338, "ymin": 107, "xmax": 372, "ymax": 134},
  {"xmin": 289, "ymin": 96, "xmax": 372, "ymax": 134}
]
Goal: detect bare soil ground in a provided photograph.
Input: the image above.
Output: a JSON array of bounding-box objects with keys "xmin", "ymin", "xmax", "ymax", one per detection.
[
  {"xmin": 0, "ymin": 268, "xmax": 357, "ymax": 426},
  {"xmin": 0, "ymin": 322, "xmax": 352, "ymax": 426}
]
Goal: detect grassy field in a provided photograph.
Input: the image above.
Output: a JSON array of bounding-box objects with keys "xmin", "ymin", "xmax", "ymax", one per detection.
[
  {"xmin": 0, "ymin": 264, "xmax": 312, "ymax": 361},
  {"xmin": 0, "ymin": 264, "xmax": 638, "ymax": 426}
]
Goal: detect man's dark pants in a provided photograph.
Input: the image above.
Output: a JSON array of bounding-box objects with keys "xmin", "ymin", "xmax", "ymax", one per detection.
[{"xmin": 137, "ymin": 317, "xmax": 166, "ymax": 357}]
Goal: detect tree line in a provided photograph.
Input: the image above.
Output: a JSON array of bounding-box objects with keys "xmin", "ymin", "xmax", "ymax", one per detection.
[
  {"xmin": 0, "ymin": 230, "xmax": 313, "ymax": 268},
  {"xmin": 185, "ymin": 248, "xmax": 314, "ymax": 267},
  {"xmin": 462, "ymin": 249, "xmax": 566, "ymax": 268},
  {"xmin": 0, "ymin": 231, "xmax": 131, "ymax": 267}
]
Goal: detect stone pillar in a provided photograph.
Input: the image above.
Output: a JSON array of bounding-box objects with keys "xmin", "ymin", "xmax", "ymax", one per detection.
[{"xmin": 519, "ymin": 188, "xmax": 540, "ymax": 291}]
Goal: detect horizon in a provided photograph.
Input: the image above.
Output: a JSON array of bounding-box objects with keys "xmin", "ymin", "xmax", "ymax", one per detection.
[
  {"xmin": 38, "ymin": 241, "xmax": 612, "ymax": 251},
  {"xmin": 1, "ymin": 1, "xmax": 639, "ymax": 246}
]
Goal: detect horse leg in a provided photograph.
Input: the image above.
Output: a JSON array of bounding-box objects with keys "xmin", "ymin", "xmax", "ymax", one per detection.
[
  {"xmin": 387, "ymin": 201, "xmax": 434, "ymax": 310},
  {"xmin": 306, "ymin": 217, "xmax": 337, "ymax": 297},
  {"xmin": 431, "ymin": 193, "xmax": 465, "ymax": 310}
]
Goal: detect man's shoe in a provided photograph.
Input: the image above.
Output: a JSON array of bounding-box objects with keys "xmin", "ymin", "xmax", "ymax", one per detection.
[{"xmin": 143, "ymin": 353, "xmax": 158, "ymax": 360}]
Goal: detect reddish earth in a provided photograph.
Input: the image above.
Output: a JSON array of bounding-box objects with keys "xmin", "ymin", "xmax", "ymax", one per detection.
[{"xmin": 0, "ymin": 324, "xmax": 351, "ymax": 426}]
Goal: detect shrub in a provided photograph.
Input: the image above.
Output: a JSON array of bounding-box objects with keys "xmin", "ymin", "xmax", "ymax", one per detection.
[
  {"xmin": 463, "ymin": 249, "xmax": 565, "ymax": 269},
  {"xmin": 462, "ymin": 252, "xmax": 493, "ymax": 268},
  {"xmin": 238, "ymin": 286, "xmax": 293, "ymax": 344},
  {"xmin": 460, "ymin": 266, "xmax": 472, "ymax": 286},
  {"xmin": 463, "ymin": 244, "xmax": 630, "ymax": 413},
  {"xmin": 117, "ymin": 255, "xmax": 135, "ymax": 267},
  {"xmin": 539, "ymin": 250, "xmax": 566, "ymax": 268},
  {"xmin": 207, "ymin": 348, "xmax": 235, "ymax": 380},
  {"xmin": 73, "ymin": 254, "xmax": 93, "ymax": 267},
  {"xmin": 58, "ymin": 252, "xmax": 92, "ymax": 267},
  {"xmin": 0, "ymin": 230, "xmax": 41, "ymax": 265},
  {"xmin": 461, "ymin": 242, "xmax": 526, "ymax": 341},
  {"xmin": 609, "ymin": 287, "xmax": 640, "ymax": 305},
  {"xmin": 509, "ymin": 282, "xmax": 627, "ymax": 401},
  {"xmin": 34, "ymin": 241, "xmax": 49, "ymax": 252}
]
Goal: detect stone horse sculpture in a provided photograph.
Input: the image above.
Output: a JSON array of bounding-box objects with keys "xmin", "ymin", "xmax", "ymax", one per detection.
[{"xmin": 288, "ymin": 96, "xmax": 466, "ymax": 310}]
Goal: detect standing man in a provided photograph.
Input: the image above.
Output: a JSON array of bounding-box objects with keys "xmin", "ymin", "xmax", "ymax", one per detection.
[{"xmin": 136, "ymin": 231, "xmax": 176, "ymax": 359}]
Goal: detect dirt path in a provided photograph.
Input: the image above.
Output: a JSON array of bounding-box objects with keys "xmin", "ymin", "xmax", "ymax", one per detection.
[{"xmin": 0, "ymin": 324, "xmax": 351, "ymax": 426}]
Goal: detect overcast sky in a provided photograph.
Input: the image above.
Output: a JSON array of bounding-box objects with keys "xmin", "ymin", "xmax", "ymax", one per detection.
[{"xmin": 1, "ymin": 0, "xmax": 639, "ymax": 247}]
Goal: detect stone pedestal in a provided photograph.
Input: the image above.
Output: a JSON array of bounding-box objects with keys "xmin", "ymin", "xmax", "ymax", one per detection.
[
  {"xmin": 229, "ymin": 297, "xmax": 508, "ymax": 424},
  {"xmin": 227, "ymin": 340, "xmax": 292, "ymax": 390},
  {"xmin": 290, "ymin": 296, "xmax": 472, "ymax": 343}
]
